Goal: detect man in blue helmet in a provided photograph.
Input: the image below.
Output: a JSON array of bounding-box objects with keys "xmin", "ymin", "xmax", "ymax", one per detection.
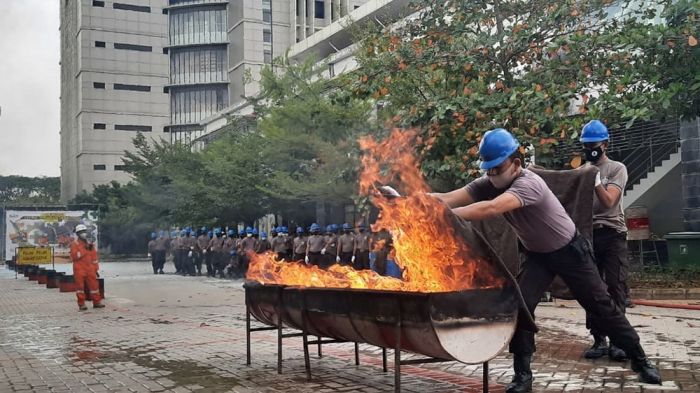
[
  {"xmin": 578, "ymin": 120, "xmax": 631, "ymax": 361},
  {"xmin": 195, "ymin": 227, "xmax": 209, "ymax": 276},
  {"xmin": 239, "ymin": 227, "xmax": 258, "ymax": 275},
  {"xmin": 221, "ymin": 229, "xmax": 237, "ymax": 278},
  {"xmin": 338, "ymin": 223, "xmax": 355, "ymax": 266},
  {"xmin": 148, "ymin": 232, "xmax": 158, "ymax": 274},
  {"xmin": 293, "ymin": 227, "xmax": 307, "ymax": 261},
  {"xmin": 322, "ymin": 224, "xmax": 340, "ymax": 268},
  {"xmin": 430, "ymin": 128, "xmax": 660, "ymax": 392},
  {"xmin": 271, "ymin": 226, "xmax": 287, "ymax": 261},
  {"xmin": 305, "ymin": 223, "xmax": 325, "ymax": 267},
  {"xmin": 256, "ymin": 231, "xmax": 272, "ymax": 253},
  {"xmin": 153, "ymin": 231, "xmax": 168, "ymax": 274},
  {"xmin": 354, "ymin": 223, "xmax": 371, "ymax": 270}
]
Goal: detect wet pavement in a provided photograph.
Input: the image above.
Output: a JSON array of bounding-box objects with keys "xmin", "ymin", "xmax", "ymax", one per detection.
[{"xmin": 1, "ymin": 262, "xmax": 699, "ymax": 392}]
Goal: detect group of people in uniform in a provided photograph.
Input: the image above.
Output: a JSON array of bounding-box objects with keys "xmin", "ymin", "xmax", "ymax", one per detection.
[{"xmin": 147, "ymin": 222, "xmax": 376, "ymax": 279}]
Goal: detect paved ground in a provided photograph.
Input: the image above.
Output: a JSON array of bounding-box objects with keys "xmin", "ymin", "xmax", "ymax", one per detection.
[{"xmin": 1, "ymin": 262, "xmax": 699, "ymax": 393}]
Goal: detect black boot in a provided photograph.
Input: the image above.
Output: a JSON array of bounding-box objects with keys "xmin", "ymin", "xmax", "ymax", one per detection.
[
  {"xmin": 583, "ymin": 335, "xmax": 608, "ymax": 359},
  {"xmin": 506, "ymin": 353, "xmax": 533, "ymax": 393},
  {"xmin": 608, "ymin": 344, "xmax": 627, "ymax": 361},
  {"xmin": 629, "ymin": 344, "xmax": 662, "ymax": 384}
]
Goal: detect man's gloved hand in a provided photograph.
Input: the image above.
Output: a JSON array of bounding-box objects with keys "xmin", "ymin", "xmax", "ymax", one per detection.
[
  {"xmin": 188, "ymin": 251, "xmax": 193, "ymax": 258},
  {"xmin": 595, "ymin": 172, "xmax": 602, "ymax": 187},
  {"xmin": 377, "ymin": 185, "xmax": 402, "ymax": 199},
  {"xmin": 335, "ymin": 256, "xmax": 341, "ymax": 263},
  {"xmin": 351, "ymin": 255, "xmax": 355, "ymax": 263},
  {"xmin": 230, "ymin": 250, "xmax": 236, "ymax": 256},
  {"xmin": 305, "ymin": 256, "xmax": 310, "ymax": 264},
  {"xmin": 321, "ymin": 248, "xmax": 326, "ymax": 255},
  {"xmin": 203, "ymin": 249, "xmax": 207, "ymax": 254},
  {"xmin": 148, "ymin": 253, "xmax": 152, "ymax": 258}
]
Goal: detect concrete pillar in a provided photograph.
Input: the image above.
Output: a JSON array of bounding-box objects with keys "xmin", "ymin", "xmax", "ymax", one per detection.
[{"xmin": 680, "ymin": 118, "xmax": 700, "ymax": 230}]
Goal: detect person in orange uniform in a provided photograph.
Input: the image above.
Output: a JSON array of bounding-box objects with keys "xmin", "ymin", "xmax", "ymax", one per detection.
[{"xmin": 70, "ymin": 224, "xmax": 104, "ymax": 311}]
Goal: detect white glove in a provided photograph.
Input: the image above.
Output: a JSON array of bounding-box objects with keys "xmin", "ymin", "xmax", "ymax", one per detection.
[
  {"xmin": 77, "ymin": 252, "xmax": 82, "ymax": 259},
  {"xmin": 321, "ymin": 248, "xmax": 326, "ymax": 255},
  {"xmin": 148, "ymin": 253, "xmax": 151, "ymax": 258},
  {"xmin": 203, "ymin": 249, "xmax": 207, "ymax": 254},
  {"xmin": 305, "ymin": 256, "xmax": 310, "ymax": 264},
  {"xmin": 595, "ymin": 172, "xmax": 602, "ymax": 187},
  {"xmin": 335, "ymin": 256, "xmax": 340, "ymax": 263},
  {"xmin": 351, "ymin": 255, "xmax": 355, "ymax": 262},
  {"xmin": 188, "ymin": 251, "xmax": 193, "ymax": 258},
  {"xmin": 379, "ymin": 185, "xmax": 401, "ymax": 197}
]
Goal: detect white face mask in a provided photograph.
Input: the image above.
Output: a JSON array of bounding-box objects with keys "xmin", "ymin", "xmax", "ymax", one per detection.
[
  {"xmin": 78, "ymin": 232, "xmax": 88, "ymax": 240},
  {"xmin": 247, "ymin": 233, "xmax": 252, "ymax": 238},
  {"xmin": 488, "ymin": 161, "xmax": 518, "ymax": 189}
]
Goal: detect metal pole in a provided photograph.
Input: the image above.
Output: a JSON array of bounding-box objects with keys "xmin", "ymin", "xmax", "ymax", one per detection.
[
  {"xmin": 382, "ymin": 348, "xmax": 387, "ymax": 372},
  {"xmin": 317, "ymin": 336, "xmax": 322, "ymax": 358},
  {"xmin": 394, "ymin": 323, "xmax": 401, "ymax": 393},
  {"xmin": 277, "ymin": 304, "xmax": 283, "ymax": 374},
  {"xmin": 52, "ymin": 246, "xmax": 55, "ymax": 270},
  {"xmin": 482, "ymin": 361, "xmax": 489, "ymax": 393},
  {"xmin": 245, "ymin": 295, "xmax": 251, "ymax": 365},
  {"xmin": 354, "ymin": 342, "xmax": 359, "ymax": 366}
]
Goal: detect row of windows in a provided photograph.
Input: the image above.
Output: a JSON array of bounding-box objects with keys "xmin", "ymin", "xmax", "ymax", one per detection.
[
  {"xmin": 93, "ymin": 164, "xmax": 127, "ymax": 171},
  {"xmin": 95, "ymin": 41, "xmax": 164, "ymax": 53},
  {"xmin": 170, "ymin": 86, "xmax": 228, "ymax": 125},
  {"xmin": 170, "ymin": 46, "xmax": 227, "ymax": 85},
  {"xmin": 93, "ymin": 82, "xmax": 152, "ymax": 92},
  {"xmin": 92, "ymin": 1, "xmax": 153, "ymax": 13},
  {"xmin": 93, "ymin": 123, "xmax": 153, "ymax": 132},
  {"xmin": 169, "ymin": 7, "xmax": 227, "ymax": 47}
]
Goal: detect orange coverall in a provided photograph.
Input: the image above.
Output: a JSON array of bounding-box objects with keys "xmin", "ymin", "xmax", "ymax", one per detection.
[{"xmin": 70, "ymin": 239, "xmax": 102, "ymax": 306}]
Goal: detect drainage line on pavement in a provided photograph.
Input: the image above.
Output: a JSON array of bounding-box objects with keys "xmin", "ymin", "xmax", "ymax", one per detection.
[{"xmin": 632, "ymin": 300, "xmax": 700, "ymax": 311}]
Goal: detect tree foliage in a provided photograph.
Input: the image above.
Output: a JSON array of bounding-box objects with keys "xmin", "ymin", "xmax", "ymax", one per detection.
[
  {"xmin": 0, "ymin": 176, "xmax": 60, "ymax": 205},
  {"xmin": 350, "ymin": 0, "xmax": 700, "ymax": 189}
]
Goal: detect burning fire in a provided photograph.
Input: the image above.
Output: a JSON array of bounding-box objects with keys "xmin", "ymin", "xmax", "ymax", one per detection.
[{"xmin": 246, "ymin": 129, "xmax": 505, "ymax": 292}]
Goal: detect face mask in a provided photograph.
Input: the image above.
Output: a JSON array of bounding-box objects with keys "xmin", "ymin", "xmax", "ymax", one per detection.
[
  {"xmin": 247, "ymin": 233, "xmax": 252, "ymax": 238},
  {"xmin": 488, "ymin": 162, "xmax": 518, "ymax": 189},
  {"xmin": 583, "ymin": 146, "xmax": 604, "ymax": 163},
  {"xmin": 78, "ymin": 232, "xmax": 88, "ymax": 240}
]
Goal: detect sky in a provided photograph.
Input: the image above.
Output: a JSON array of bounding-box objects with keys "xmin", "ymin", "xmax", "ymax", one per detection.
[{"xmin": 0, "ymin": 0, "xmax": 61, "ymax": 178}]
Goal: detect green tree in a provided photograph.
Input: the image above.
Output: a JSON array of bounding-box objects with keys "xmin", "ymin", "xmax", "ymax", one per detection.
[
  {"xmin": 0, "ymin": 176, "xmax": 60, "ymax": 204},
  {"xmin": 351, "ymin": 0, "xmax": 700, "ymax": 190}
]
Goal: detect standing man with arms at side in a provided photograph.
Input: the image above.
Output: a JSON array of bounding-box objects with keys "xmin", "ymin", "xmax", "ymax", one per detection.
[
  {"xmin": 579, "ymin": 120, "xmax": 631, "ymax": 361},
  {"xmin": 429, "ymin": 128, "xmax": 659, "ymax": 392},
  {"xmin": 354, "ymin": 223, "xmax": 371, "ymax": 270},
  {"xmin": 70, "ymin": 224, "xmax": 104, "ymax": 311},
  {"xmin": 153, "ymin": 230, "xmax": 168, "ymax": 274},
  {"xmin": 147, "ymin": 232, "xmax": 158, "ymax": 274}
]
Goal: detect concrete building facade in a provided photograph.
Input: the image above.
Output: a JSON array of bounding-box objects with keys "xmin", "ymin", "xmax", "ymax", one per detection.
[
  {"xmin": 60, "ymin": 0, "xmax": 170, "ymax": 202},
  {"xmin": 166, "ymin": 0, "xmax": 229, "ymax": 144}
]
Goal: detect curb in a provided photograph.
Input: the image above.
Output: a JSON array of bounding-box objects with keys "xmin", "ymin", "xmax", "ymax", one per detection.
[{"xmin": 630, "ymin": 288, "xmax": 700, "ymax": 300}]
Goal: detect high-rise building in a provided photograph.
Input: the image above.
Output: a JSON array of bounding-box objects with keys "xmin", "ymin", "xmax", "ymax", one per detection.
[
  {"xmin": 60, "ymin": 0, "xmax": 170, "ymax": 202},
  {"xmin": 165, "ymin": 0, "xmax": 229, "ymax": 144}
]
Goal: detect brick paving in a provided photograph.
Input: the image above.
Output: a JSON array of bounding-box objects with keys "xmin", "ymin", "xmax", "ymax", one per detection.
[{"xmin": 1, "ymin": 262, "xmax": 699, "ymax": 392}]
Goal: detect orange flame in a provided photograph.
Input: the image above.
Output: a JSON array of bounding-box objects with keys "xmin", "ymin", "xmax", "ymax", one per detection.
[{"xmin": 247, "ymin": 129, "xmax": 504, "ymax": 292}]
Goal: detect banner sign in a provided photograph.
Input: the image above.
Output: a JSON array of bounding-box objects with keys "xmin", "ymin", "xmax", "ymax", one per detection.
[
  {"xmin": 17, "ymin": 247, "xmax": 53, "ymax": 265},
  {"xmin": 5, "ymin": 210, "xmax": 98, "ymax": 263}
]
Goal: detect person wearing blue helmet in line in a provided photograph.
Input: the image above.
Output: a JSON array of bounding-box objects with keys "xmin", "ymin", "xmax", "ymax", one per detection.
[
  {"xmin": 238, "ymin": 227, "xmax": 258, "ymax": 275},
  {"xmin": 153, "ymin": 231, "xmax": 168, "ymax": 274},
  {"xmin": 183, "ymin": 228, "xmax": 197, "ymax": 276},
  {"xmin": 270, "ymin": 226, "xmax": 286, "ymax": 261},
  {"xmin": 220, "ymin": 229, "xmax": 237, "ymax": 278},
  {"xmin": 292, "ymin": 227, "xmax": 307, "ymax": 261},
  {"xmin": 338, "ymin": 223, "xmax": 355, "ymax": 266},
  {"xmin": 280, "ymin": 226, "xmax": 293, "ymax": 260},
  {"xmin": 255, "ymin": 231, "xmax": 272, "ymax": 253},
  {"xmin": 305, "ymin": 223, "xmax": 325, "ymax": 267},
  {"xmin": 147, "ymin": 232, "xmax": 158, "ymax": 274},
  {"xmin": 577, "ymin": 120, "xmax": 631, "ymax": 362},
  {"xmin": 322, "ymin": 224, "xmax": 340, "ymax": 268},
  {"xmin": 354, "ymin": 223, "xmax": 371, "ymax": 270},
  {"xmin": 195, "ymin": 228, "xmax": 209, "ymax": 276},
  {"xmin": 208, "ymin": 228, "xmax": 226, "ymax": 278},
  {"xmin": 428, "ymin": 128, "xmax": 660, "ymax": 392}
]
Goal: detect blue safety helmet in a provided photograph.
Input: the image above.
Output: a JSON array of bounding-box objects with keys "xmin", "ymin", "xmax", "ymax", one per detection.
[
  {"xmin": 342, "ymin": 223, "xmax": 352, "ymax": 231},
  {"xmin": 158, "ymin": 230, "xmax": 165, "ymax": 237},
  {"xmin": 310, "ymin": 223, "xmax": 320, "ymax": 233},
  {"xmin": 478, "ymin": 128, "xmax": 519, "ymax": 170},
  {"xmin": 580, "ymin": 120, "xmax": 609, "ymax": 143},
  {"xmin": 180, "ymin": 229, "xmax": 187, "ymax": 236},
  {"xmin": 238, "ymin": 229, "xmax": 245, "ymax": 236},
  {"xmin": 170, "ymin": 230, "xmax": 177, "ymax": 238},
  {"xmin": 245, "ymin": 226, "xmax": 253, "ymax": 235},
  {"xmin": 230, "ymin": 250, "xmax": 237, "ymax": 256},
  {"xmin": 252, "ymin": 228, "xmax": 258, "ymax": 235},
  {"xmin": 227, "ymin": 229, "xmax": 235, "ymax": 237},
  {"xmin": 331, "ymin": 224, "xmax": 339, "ymax": 232},
  {"xmin": 296, "ymin": 227, "xmax": 304, "ymax": 234},
  {"xmin": 261, "ymin": 231, "xmax": 267, "ymax": 239},
  {"xmin": 280, "ymin": 226, "xmax": 288, "ymax": 234},
  {"xmin": 201, "ymin": 226, "xmax": 207, "ymax": 232},
  {"xmin": 207, "ymin": 230, "xmax": 213, "ymax": 238},
  {"xmin": 151, "ymin": 232, "xmax": 157, "ymax": 239}
]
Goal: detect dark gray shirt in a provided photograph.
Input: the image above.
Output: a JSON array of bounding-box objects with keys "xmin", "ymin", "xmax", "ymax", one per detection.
[
  {"xmin": 465, "ymin": 169, "xmax": 576, "ymax": 253},
  {"xmin": 583, "ymin": 159, "xmax": 628, "ymax": 232}
]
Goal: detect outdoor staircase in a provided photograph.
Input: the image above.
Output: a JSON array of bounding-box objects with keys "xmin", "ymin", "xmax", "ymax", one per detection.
[{"xmin": 623, "ymin": 149, "xmax": 680, "ymax": 209}]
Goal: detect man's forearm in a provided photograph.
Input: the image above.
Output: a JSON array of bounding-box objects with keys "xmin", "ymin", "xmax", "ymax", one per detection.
[{"xmin": 452, "ymin": 201, "xmax": 499, "ymax": 221}]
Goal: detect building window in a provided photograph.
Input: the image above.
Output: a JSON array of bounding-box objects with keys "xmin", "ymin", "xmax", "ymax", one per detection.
[
  {"xmin": 114, "ymin": 43, "xmax": 152, "ymax": 52},
  {"xmin": 163, "ymin": 47, "xmax": 169, "ymax": 54},
  {"xmin": 93, "ymin": 82, "xmax": 105, "ymax": 89},
  {"xmin": 170, "ymin": 85, "xmax": 228, "ymax": 125},
  {"xmin": 95, "ymin": 41, "xmax": 106, "ymax": 48},
  {"xmin": 169, "ymin": 7, "xmax": 227, "ymax": 47},
  {"xmin": 163, "ymin": 86, "xmax": 169, "ymax": 93},
  {"xmin": 264, "ymin": 49, "xmax": 272, "ymax": 64},
  {"xmin": 263, "ymin": 30, "xmax": 272, "ymax": 43},
  {"xmin": 115, "ymin": 124, "xmax": 152, "ymax": 132},
  {"xmin": 114, "ymin": 83, "xmax": 151, "ymax": 92},
  {"xmin": 94, "ymin": 123, "xmax": 106, "ymax": 129},
  {"xmin": 113, "ymin": 2, "xmax": 151, "ymax": 13},
  {"xmin": 93, "ymin": 164, "xmax": 106, "ymax": 171},
  {"xmin": 169, "ymin": 46, "xmax": 228, "ymax": 85},
  {"xmin": 114, "ymin": 165, "xmax": 127, "ymax": 171},
  {"xmin": 315, "ymin": 0, "xmax": 324, "ymax": 18},
  {"xmin": 263, "ymin": 0, "xmax": 272, "ymax": 22},
  {"xmin": 92, "ymin": 1, "xmax": 104, "ymax": 7}
]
